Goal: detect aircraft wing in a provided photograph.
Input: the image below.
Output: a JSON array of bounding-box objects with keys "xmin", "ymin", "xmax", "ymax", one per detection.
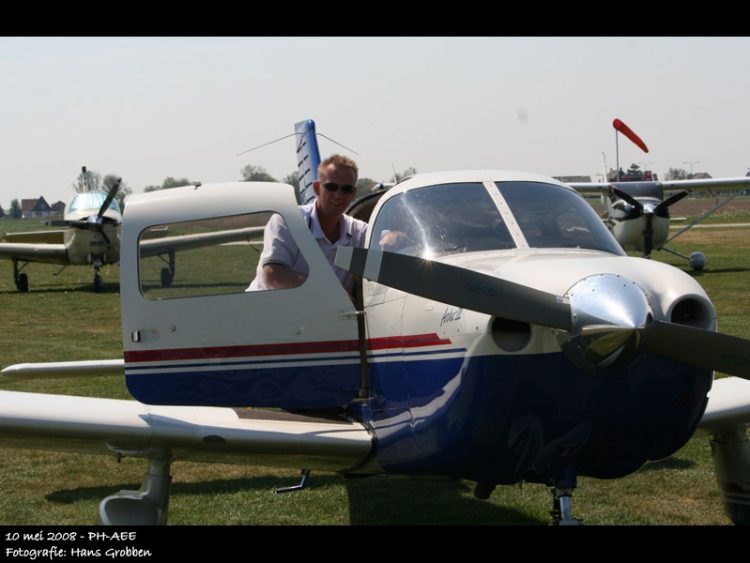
[
  {"xmin": 659, "ymin": 177, "xmax": 750, "ymax": 193},
  {"xmin": 2, "ymin": 230, "xmax": 66, "ymax": 244},
  {"xmin": 567, "ymin": 177, "xmax": 750, "ymax": 194},
  {"xmin": 139, "ymin": 226, "xmax": 265, "ymax": 258},
  {"xmin": 0, "ymin": 242, "xmax": 68, "ymax": 263},
  {"xmin": 566, "ymin": 182, "xmax": 610, "ymax": 194},
  {"xmin": 0, "ymin": 390, "xmax": 372, "ymax": 470},
  {"xmin": 698, "ymin": 377, "xmax": 750, "ymax": 432}
]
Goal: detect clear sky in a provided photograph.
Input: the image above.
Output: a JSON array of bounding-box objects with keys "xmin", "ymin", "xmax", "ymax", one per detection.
[{"xmin": 2, "ymin": 37, "xmax": 748, "ymax": 207}]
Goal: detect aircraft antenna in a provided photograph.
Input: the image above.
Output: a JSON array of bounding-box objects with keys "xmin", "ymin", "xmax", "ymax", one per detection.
[
  {"xmin": 237, "ymin": 131, "xmax": 358, "ymax": 158},
  {"xmin": 316, "ymin": 133, "xmax": 358, "ymax": 155},
  {"xmin": 236, "ymin": 133, "xmax": 296, "ymax": 157}
]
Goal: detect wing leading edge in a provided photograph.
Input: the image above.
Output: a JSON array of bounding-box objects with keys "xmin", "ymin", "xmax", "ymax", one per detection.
[
  {"xmin": 0, "ymin": 242, "xmax": 68, "ymax": 263},
  {"xmin": 0, "ymin": 390, "xmax": 372, "ymax": 470}
]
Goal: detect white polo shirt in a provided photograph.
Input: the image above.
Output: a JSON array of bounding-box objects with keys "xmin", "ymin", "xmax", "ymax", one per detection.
[{"xmin": 248, "ymin": 202, "xmax": 368, "ymax": 292}]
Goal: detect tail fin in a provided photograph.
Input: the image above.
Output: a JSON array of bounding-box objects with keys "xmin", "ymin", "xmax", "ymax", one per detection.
[{"xmin": 294, "ymin": 119, "xmax": 321, "ymax": 204}]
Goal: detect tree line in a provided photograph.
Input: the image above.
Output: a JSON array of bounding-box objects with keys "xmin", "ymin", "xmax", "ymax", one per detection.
[{"xmin": 5, "ymin": 163, "xmax": 418, "ymax": 218}]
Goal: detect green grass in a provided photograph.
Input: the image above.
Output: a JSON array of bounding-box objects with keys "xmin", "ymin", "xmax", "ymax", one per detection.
[{"xmin": 0, "ymin": 224, "xmax": 748, "ymax": 525}]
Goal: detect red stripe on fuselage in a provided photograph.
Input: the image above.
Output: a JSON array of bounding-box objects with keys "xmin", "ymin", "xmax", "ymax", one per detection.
[{"xmin": 124, "ymin": 333, "xmax": 452, "ymax": 363}]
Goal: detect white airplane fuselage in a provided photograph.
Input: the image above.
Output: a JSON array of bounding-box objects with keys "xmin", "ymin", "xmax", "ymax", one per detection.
[{"xmin": 120, "ymin": 174, "xmax": 716, "ymax": 486}]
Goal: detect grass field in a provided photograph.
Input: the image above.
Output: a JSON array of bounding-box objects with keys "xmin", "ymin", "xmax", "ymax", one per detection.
[{"xmin": 0, "ymin": 210, "xmax": 748, "ymax": 525}]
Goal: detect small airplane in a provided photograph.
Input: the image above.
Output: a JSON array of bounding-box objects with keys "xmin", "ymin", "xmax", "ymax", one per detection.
[
  {"xmin": 0, "ymin": 168, "xmax": 122, "ymax": 292},
  {"xmin": 1, "ymin": 120, "xmax": 750, "ymax": 526},
  {"xmin": 567, "ymin": 119, "xmax": 750, "ymax": 270}
]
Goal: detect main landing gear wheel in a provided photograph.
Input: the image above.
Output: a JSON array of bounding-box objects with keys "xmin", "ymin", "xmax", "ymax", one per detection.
[
  {"xmin": 160, "ymin": 268, "xmax": 173, "ymax": 288},
  {"xmin": 16, "ymin": 272, "xmax": 29, "ymax": 293},
  {"xmin": 94, "ymin": 273, "xmax": 103, "ymax": 293}
]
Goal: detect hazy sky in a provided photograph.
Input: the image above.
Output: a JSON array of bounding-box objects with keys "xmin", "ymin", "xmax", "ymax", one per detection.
[{"xmin": 2, "ymin": 37, "xmax": 748, "ymax": 207}]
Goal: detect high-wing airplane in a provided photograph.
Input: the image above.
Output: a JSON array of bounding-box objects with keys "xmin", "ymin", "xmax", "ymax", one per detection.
[
  {"xmin": 0, "ymin": 171, "xmax": 122, "ymax": 292},
  {"xmin": 1, "ymin": 121, "xmax": 750, "ymax": 526},
  {"xmin": 567, "ymin": 177, "xmax": 750, "ymax": 270},
  {"xmin": 566, "ymin": 119, "xmax": 750, "ymax": 270}
]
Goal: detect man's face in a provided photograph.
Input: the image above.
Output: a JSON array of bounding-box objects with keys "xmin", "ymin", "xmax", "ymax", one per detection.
[{"xmin": 314, "ymin": 164, "xmax": 357, "ymax": 218}]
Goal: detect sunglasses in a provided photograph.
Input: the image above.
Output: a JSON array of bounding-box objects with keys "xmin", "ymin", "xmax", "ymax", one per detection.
[{"xmin": 322, "ymin": 182, "xmax": 356, "ymax": 195}]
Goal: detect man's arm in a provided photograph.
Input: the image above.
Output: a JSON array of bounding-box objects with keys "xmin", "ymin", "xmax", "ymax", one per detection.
[{"xmin": 262, "ymin": 263, "xmax": 307, "ymax": 289}]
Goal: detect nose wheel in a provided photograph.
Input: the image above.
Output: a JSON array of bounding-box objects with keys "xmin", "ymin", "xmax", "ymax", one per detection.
[
  {"xmin": 13, "ymin": 259, "xmax": 29, "ymax": 293},
  {"xmin": 550, "ymin": 468, "xmax": 582, "ymax": 525}
]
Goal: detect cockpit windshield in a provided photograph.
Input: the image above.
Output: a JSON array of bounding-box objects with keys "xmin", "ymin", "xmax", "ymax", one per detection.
[
  {"xmin": 369, "ymin": 180, "xmax": 624, "ymax": 259},
  {"xmin": 495, "ymin": 181, "xmax": 624, "ymax": 255},
  {"xmin": 369, "ymin": 182, "xmax": 514, "ymax": 259},
  {"xmin": 68, "ymin": 192, "xmax": 121, "ymax": 214}
]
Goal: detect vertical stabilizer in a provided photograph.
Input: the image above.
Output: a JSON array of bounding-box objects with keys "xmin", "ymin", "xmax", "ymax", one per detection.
[{"xmin": 294, "ymin": 120, "xmax": 321, "ymax": 205}]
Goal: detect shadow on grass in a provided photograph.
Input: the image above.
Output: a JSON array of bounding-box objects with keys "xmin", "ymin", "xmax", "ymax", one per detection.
[
  {"xmin": 637, "ymin": 457, "xmax": 695, "ymax": 472},
  {"xmin": 0, "ymin": 283, "xmax": 120, "ymax": 295},
  {"xmin": 46, "ymin": 473, "xmax": 544, "ymax": 525}
]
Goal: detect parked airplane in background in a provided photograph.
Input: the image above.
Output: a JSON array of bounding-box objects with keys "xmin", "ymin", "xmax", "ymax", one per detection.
[
  {"xmin": 1, "ymin": 121, "xmax": 750, "ymax": 526},
  {"xmin": 568, "ymin": 177, "xmax": 750, "ymax": 270},
  {"xmin": 0, "ymin": 169, "xmax": 122, "ymax": 292},
  {"xmin": 567, "ymin": 119, "xmax": 750, "ymax": 270}
]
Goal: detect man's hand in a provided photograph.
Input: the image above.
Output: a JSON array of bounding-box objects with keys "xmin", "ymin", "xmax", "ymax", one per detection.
[{"xmin": 379, "ymin": 230, "xmax": 410, "ymax": 250}]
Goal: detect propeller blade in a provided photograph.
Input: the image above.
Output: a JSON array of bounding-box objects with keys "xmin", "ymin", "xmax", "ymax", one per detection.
[
  {"xmin": 654, "ymin": 190, "xmax": 689, "ymax": 217},
  {"xmin": 643, "ymin": 321, "xmax": 750, "ymax": 379},
  {"xmin": 67, "ymin": 220, "xmax": 92, "ymax": 229},
  {"xmin": 97, "ymin": 178, "xmax": 122, "ymax": 220},
  {"xmin": 335, "ymin": 248, "xmax": 572, "ymax": 330},
  {"xmin": 611, "ymin": 187, "xmax": 644, "ymax": 212},
  {"xmin": 95, "ymin": 224, "xmax": 111, "ymax": 245}
]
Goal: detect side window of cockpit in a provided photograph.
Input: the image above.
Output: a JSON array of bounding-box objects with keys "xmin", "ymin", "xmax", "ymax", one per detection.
[{"xmin": 138, "ymin": 212, "xmax": 308, "ymax": 300}]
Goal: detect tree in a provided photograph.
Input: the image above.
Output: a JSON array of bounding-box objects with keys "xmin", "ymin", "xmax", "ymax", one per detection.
[
  {"xmin": 282, "ymin": 171, "xmax": 300, "ymax": 191},
  {"xmin": 102, "ymin": 174, "xmax": 132, "ymax": 210},
  {"xmin": 143, "ymin": 177, "xmax": 194, "ymax": 192},
  {"xmin": 10, "ymin": 199, "xmax": 21, "ymax": 219},
  {"xmin": 665, "ymin": 168, "xmax": 689, "ymax": 181},
  {"xmin": 627, "ymin": 163, "xmax": 643, "ymax": 181},
  {"xmin": 240, "ymin": 165, "xmax": 276, "ymax": 182},
  {"xmin": 393, "ymin": 166, "xmax": 417, "ymax": 182},
  {"xmin": 72, "ymin": 168, "xmax": 102, "ymax": 193},
  {"xmin": 356, "ymin": 177, "xmax": 377, "ymax": 197}
]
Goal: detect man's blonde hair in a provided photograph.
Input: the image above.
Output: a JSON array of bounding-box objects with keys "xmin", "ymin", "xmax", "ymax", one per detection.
[{"xmin": 318, "ymin": 154, "xmax": 358, "ymax": 182}]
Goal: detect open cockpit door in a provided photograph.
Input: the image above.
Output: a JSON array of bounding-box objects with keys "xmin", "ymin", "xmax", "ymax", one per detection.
[{"xmin": 120, "ymin": 182, "xmax": 362, "ymax": 409}]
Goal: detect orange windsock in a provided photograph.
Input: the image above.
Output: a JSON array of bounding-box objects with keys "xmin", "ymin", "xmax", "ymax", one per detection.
[{"xmin": 613, "ymin": 118, "xmax": 649, "ymax": 153}]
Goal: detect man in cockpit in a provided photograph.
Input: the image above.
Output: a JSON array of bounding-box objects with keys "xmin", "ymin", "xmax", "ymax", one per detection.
[{"xmin": 247, "ymin": 154, "xmax": 367, "ymax": 294}]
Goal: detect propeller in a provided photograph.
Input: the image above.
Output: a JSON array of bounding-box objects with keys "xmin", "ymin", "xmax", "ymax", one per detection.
[
  {"xmin": 335, "ymin": 247, "xmax": 572, "ymax": 331},
  {"xmin": 610, "ymin": 187, "xmax": 689, "ymax": 257},
  {"xmin": 335, "ymin": 247, "xmax": 750, "ymax": 379},
  {"xmin": 610, "ymin": 187, "xmax": 643, "ymax": 216},
  {"xmin": 90, "ymin": 178, "xmax": 122, "ymax": 244},
  {"xmin": 51, "ymin": 179, "xmax": 122, "ymax": 243}
]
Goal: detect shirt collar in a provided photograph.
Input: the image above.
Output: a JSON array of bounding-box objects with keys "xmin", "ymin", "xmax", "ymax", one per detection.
[{"xmin": 310, "ymin": 203, "xmax": 351, "ymax": 244}]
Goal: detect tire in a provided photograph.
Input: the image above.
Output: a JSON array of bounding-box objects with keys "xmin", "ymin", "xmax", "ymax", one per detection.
[
  {"xmin": 160, "ymin": 268, "xmax": 173, "ymax": 288},
  {"xmin": 17, "ymin": 273, "xmax": 29, "ymax": 293}
]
